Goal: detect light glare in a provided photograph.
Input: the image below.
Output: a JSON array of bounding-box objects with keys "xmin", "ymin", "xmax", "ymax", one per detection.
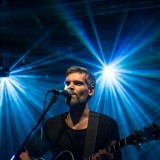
[{"xmin": 103, "ymin": 65, "xmax": 116, "ymax": 80}]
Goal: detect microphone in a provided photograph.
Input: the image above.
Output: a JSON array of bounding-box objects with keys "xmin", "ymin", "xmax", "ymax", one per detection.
[{"xmin": 49, "ymin": 88, "xmax": 72, "ymax": 98}]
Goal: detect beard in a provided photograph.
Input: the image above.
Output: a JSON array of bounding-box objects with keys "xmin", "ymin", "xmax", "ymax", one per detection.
[{"xmin": 65, "ymin": 94, "xmax": 88, "ymax": 108}]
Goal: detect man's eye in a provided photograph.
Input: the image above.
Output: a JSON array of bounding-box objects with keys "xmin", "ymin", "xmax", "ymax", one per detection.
[{"xmin": 74, "ymin": 81, "xmax": 83, "ymax": 86}]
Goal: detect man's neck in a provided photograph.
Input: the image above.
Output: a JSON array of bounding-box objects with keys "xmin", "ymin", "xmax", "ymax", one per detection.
[{"xmin": 66, "ymin": 105, "xmax": 90, "ymax": 130}]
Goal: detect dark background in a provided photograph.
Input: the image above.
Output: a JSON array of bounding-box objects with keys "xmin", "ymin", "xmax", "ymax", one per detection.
[{"xmin": 0, "ymin": 0, "xmax": 160, "ymax": 160}]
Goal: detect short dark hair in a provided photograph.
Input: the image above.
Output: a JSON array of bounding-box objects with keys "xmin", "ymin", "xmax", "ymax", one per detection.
[{"xmin": 65, "ymin": 66, "xmax": 96, "ymax": 89}]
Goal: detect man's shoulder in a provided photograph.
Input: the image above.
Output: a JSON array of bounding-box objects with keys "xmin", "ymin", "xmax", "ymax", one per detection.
[{"xmin": 90, "ymin": 110, "xmax": 117, "ymax": 124}]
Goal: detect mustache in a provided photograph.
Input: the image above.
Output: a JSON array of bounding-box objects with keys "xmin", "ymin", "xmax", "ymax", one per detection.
[{"xmin": 71, "ymin": 91, "xmax": 77, "ymax": 95}]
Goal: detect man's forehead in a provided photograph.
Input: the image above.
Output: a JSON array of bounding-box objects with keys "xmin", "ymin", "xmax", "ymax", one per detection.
[{"xmin": 65, "ymin": 72, "xmax": 86, "ymax": 81}]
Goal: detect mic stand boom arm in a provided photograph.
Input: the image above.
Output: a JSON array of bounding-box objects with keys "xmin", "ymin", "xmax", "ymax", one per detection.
[{"xmin": 11, "ymin": 94, "xmax": 58, "ymax": 160}]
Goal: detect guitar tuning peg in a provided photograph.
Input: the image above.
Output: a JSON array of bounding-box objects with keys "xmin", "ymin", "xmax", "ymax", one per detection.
[{"xmin": 136, "ymin": 143, "xmax": 142, "ymax": 150}]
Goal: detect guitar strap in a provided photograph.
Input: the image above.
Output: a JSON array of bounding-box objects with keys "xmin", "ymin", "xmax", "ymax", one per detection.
[{"xmin": 83, "ymin": 112, "xmax": 99, "ymax": 158}]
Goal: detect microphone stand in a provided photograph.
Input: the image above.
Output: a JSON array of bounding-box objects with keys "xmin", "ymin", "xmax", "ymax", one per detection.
[{"xmin": 11, "ymin": 94, "xmax": 58, "ymax": 160}]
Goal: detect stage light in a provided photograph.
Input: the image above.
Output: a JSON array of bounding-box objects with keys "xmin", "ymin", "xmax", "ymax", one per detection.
[{"xmin": 102, "ymin": 65, "xmax": 116, "ymax": 80}]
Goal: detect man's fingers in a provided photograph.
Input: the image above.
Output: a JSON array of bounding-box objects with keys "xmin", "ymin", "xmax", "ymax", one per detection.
[{"xmin": 92, "ymin": 149, "xmax": 113, "ymax": 160}]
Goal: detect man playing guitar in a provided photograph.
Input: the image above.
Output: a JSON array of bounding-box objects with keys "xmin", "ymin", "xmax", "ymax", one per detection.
[{"xmin": 19, "ymin": 66, "xmax": 122, "ymax": 160}]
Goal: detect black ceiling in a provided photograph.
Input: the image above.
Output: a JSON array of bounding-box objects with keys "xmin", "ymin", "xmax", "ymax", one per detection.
[{"xmin": 0, "ymin": 0, "xmax": 160, "ymax": 75}]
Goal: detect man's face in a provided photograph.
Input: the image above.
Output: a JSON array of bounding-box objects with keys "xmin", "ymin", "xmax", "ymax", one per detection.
[{"xmin": 64, "ymin": 72, "xmax": 94, "ymax": 108}]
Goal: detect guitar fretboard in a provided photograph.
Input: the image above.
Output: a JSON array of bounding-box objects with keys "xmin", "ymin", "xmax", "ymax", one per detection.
[{"xmin": 86, "ymin": 138, "xmax": 127, "ymax": 160}]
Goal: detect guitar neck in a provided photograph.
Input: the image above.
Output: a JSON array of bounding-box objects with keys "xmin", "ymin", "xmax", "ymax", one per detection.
[
  {"xmin": 86, "ymin": 138, "xmax": 127, "ymax": 160},
  {"xmin": 106, "ymin": 138, "xmax": 128, "ymax": 154},
  {"xmin": 86, "ymin": 124, "xmax": 160, "ymax": 159}
]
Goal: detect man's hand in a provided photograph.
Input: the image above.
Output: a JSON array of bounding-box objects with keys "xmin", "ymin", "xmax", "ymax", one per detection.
[
  {"xmin": 19, "ymin": 151, "xmax": 31, "ymax": 160},
  {"xmin": 92, "ymin": 149, "xmax": 113, "ymax": 160},
  {"xmin": 92, "ymin": 141, "xmax": 116, "ymax": 160}
]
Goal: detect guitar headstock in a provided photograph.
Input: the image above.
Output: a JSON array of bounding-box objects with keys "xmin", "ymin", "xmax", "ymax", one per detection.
[{"xmin": 126, "ymin": 123, "xmax": 160, "ymax": 147}]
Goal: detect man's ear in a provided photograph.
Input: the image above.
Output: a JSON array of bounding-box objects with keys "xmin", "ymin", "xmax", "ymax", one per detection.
[{"xmin": 89, "ymin": 86, "xmax": 95, "ymax": 96}]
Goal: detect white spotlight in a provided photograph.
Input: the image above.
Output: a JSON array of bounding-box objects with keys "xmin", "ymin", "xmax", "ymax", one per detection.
[{"xmin": 103, "ymin": 65, "xmax": 116, "ymax": 80}]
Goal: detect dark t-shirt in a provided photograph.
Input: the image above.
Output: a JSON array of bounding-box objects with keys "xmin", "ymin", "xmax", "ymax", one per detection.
[{"xmin": 26, "ymin": 111, "xmax": 122, "ymax": 160}]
